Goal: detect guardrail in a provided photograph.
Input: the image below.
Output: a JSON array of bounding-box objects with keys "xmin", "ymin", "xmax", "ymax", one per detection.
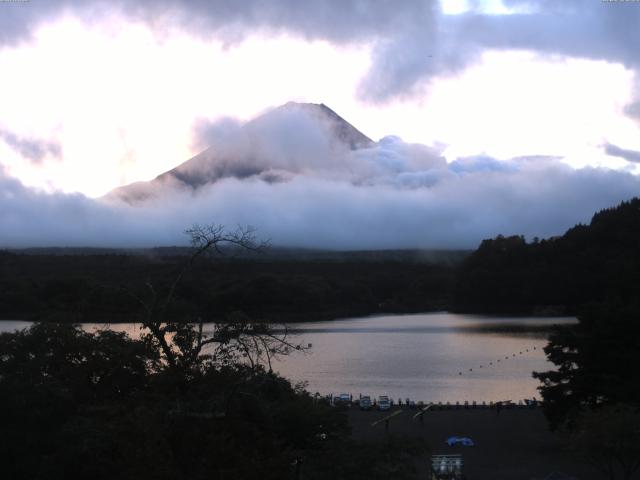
[{"xmin": 313, "ymin": 393, "xmax": 541, "ymax": 410}]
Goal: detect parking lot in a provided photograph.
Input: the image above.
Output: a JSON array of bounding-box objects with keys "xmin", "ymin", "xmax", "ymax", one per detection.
[{"xmin": 345, "ymin": 405, "xmax": 598, "ymax": 480}]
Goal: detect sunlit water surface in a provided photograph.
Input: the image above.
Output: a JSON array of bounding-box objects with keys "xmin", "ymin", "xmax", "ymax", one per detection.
[{"xmin": 0, "ymin": 313, "xmax": 575, "ymax": 402}]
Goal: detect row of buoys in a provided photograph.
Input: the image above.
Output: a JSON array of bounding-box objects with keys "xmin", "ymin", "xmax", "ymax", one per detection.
[{"xmin": 457, "ymin": 346, "xmax": 538, "ymax": 376}]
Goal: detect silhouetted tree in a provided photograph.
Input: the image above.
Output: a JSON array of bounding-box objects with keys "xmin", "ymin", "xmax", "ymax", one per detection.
[
  {"xmin": 533, "ymin": 302, "xmax": 640, "ymax": 430},
  {"xmin": 123, "ymin": 224, "xmax": 305, "ymax": 380},
  {"xmin": 0, "ymin": 323, "xmax": 348, "ymax": 480},
  {"xmin": 0, "ymin": 323, "xmax": 152, "ymax": 480}
]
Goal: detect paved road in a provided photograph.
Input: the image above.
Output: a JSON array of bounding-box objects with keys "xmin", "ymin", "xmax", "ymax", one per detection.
[{"xmin": 348, "ymin": 406, "xmax": 598, "ymax": 480}]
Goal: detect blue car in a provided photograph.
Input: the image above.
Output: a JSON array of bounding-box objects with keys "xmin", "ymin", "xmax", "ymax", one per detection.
[{"xmin": 446, "ymin": 436, "xmax": 475, "ymax": 447}]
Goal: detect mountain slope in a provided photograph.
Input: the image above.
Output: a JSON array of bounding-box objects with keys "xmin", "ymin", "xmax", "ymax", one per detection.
[
  {"xmin": 452, "ymin": 197, "xmax": 640, "ymax": 314},
  {"xmin": 107, "ymin": 102, "xmax": 373, "ymax": 204}
]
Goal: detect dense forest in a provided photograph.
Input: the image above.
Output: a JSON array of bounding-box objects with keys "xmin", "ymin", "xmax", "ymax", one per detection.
[
  {"xmin": 0, "ymin": 249, "xmax": 461, "ymax": 323},
  {"xmin": 453, "ymin": 197, "xmax": 640, "ymax": 314}
]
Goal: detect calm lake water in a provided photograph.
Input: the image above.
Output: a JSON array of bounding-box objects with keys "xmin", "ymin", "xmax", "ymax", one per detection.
[{"xmin": 0, "ymin": 312, "xmax": 575, "ymax": 402}]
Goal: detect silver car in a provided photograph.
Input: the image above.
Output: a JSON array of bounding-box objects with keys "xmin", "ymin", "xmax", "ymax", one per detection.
[{"xmin": 359, "ymin": 396, "xmax": 372, "ymax": 410}]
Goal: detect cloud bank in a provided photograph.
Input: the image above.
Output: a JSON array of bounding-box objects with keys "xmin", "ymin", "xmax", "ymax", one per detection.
[
  {"xmin": 2, "ymin": 127, "xmax": 640, "ymax": 250},
  {"xmin": 1, "ymin": 1, "xmax": 639, "ymax": 249}
]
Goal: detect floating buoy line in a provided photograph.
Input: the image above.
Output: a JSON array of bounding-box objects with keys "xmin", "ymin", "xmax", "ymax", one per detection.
[{"xmin": 457, "ymin": 345, "xmax": 539, "ymax": 376}]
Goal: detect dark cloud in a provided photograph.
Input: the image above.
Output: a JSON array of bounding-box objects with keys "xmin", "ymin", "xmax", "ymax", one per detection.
[
  {"xmin": 0, "ymin": 128, "xmax": 61, "ymax": 164},
  {"xmin": 115, "ymin": 0, "xmax": 439, "ymax": 49},
  {"xmin": 356, "ymin": 23, "xmax": 475, "ymax": 103},
  {"xmin": 624, "ymin": 100, "xmax": 640, "ymax": 122},
  {"xmin": 605, "ymin": 143, "xmax": 640, "ymax": 164},
  {"xmin": 360, "ymin": 2, "xmax": 640, "ymax": 102},
  {"xmin": 460, "ymin": 6, "xmax": 640, "ymax": 67},
  {"xmin": 0, "ymin": 0, "xmax": 435, "ymax": 46}
]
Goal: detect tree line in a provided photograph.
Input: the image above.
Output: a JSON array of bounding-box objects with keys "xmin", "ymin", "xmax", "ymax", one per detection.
[
  {"xmin": 0, "ymin": 248, "xmax": 457, "ymax": 323},
  {"xmin": 452, "ymin": 198, "xmax": 640, "ymax": 314}
]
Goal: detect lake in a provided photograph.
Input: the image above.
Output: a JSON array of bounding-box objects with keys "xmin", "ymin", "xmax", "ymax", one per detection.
[{"xmin": 0, "ymin": 312, "xmax": 575, "ymax": 403}]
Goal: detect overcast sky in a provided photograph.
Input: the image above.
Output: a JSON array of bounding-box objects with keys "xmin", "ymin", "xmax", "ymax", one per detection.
[{"xmin": 1, "ymin": 0, "xmax": 640, "ymax": 248}]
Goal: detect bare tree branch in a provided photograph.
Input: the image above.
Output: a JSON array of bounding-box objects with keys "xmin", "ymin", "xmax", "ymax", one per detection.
[{"xmin": 122, "ymin": 223, "xmax": 305, "ymax": 382}]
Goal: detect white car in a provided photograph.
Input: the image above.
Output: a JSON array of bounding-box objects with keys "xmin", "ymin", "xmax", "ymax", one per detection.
[{"xmin": 378, "ymin": 395, "xmax": 391, "ymax": 411}]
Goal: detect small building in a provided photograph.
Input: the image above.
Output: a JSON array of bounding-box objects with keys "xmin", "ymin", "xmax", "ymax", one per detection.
[{"xmin": 431, "ymin": 454, "xmax": 463, "ymax": 480}]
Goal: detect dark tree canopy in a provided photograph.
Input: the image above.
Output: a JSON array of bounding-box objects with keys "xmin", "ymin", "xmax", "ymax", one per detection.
[
  {"xmin": 0, "ymin": 249, "xmax": 457, "ymax": 323},
  {"xmin": 533, "ymin": 301, "xmax": 640, "ymax": 430},
  {"xmin": 454, "ymin": 198, "xmax": 640, "ymax": 314},
  {"xmin": 0, "ymin": 321, "xmax": 425, "ymax": 480}
]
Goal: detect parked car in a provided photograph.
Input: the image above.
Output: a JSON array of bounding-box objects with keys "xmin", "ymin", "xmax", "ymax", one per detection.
[
  {"xmin": 334, "ymin": 393, "xmax": 351, "ymax": 406},
  {"xmin": 446, "ymin": 436, "xmax": 475, "ymax": 447},
  {"xmin": 378, "ymin": 395, "xmax": 391, "ymax": 411},
  {"xmin": 359, "ymin": 396, "xmax": 372, "ymax": 410}
]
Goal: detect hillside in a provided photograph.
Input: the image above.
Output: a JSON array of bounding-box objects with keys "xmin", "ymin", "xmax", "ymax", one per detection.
[{"xmin": 453, "ymin": 197, "xmax": 640, "ymax": 314}]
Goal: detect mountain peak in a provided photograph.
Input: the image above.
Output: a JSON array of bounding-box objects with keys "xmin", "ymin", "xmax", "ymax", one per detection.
[
  {"xmin": 106, "ymin": 102, "xmax": 374, "ymax": 204},
  {"xmin": 258, "ymin": 101, "xmax": 373, "ymax": 150}
]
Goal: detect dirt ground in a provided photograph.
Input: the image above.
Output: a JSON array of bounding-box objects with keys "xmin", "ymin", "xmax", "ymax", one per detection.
[{"xmin": 347, "ymin": 405, "xmax": 600, "ymax": 480}]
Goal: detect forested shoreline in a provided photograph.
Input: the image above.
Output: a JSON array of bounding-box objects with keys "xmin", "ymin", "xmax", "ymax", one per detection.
[
  {"xmin": 452, "ymin": 197, "xmax": 640, "ymax": 314},
  {"xmin": 0, "ymin": 250, "xmax": 459, "ymax": 323},
  {"xmin": 2, "ymin": 198, "xmax": 639, "ymax": 323}
]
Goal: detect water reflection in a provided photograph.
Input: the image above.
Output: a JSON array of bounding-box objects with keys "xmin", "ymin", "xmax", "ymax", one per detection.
[
  {"xmin": 271, "ymin": 313, "xmax": 575, "ymax": 402},
  {"xmin": 0, "ymin": 312, "xmax": 575, "ymax": 402},
  {"xmin": 284, "ymin": 325, "xmax": 558, "ymax": 337}
]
